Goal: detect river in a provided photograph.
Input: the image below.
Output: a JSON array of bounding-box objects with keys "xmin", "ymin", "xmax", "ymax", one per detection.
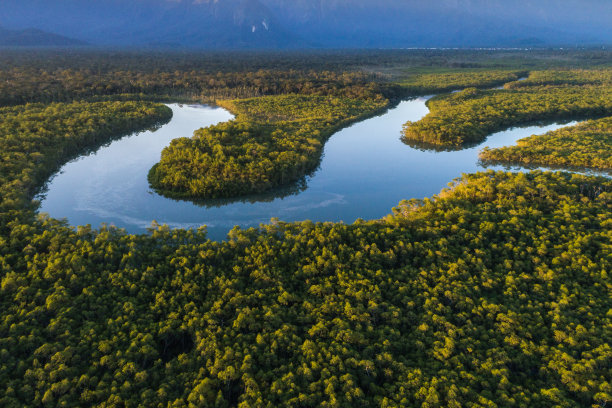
[{"xmin": 38, "ymin": 96, "xmax": 589, "ymax": 240}]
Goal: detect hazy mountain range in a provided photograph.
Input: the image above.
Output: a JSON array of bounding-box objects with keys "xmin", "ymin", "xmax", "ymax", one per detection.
[
  {"xmin": 0, "ymin": 0, "xmax": 610, "ymax": 48},
  {"xmin": 0, "ymin": 26, "xmax": 86, "ymax": 47}
]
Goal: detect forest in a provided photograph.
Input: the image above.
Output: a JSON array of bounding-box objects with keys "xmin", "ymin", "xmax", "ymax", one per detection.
[
  {"xmin": 397, "ymin": 70, "xmax": 527, "ymax": 95},
  {"xmin": 479, "ymin": 116, "xmax": 612, "ymax": 172},
  {"xmin": 149, "ymin": 66, "xmax": 612, "ymax": 199},
  {"xmin": 402, "ymin": 84, "xmax": 612, "ymax": 147},
  {"xmin": 0, "ymin": 100, "xmax": 171, "ymax": 222},
  {"xmin": 503, "ymin": 69, "xmax": 612, "ymax": 89},
  {"xmin": 2, "ymin": 171, "xmax": 610, "ymax": 407},
  {"xmin": 149, "ymin": 95, "xmax": 387, "ymax": 198},
  {"xmin": 0, "ymin": 49, "xmax": 610, "ymax": 407}
]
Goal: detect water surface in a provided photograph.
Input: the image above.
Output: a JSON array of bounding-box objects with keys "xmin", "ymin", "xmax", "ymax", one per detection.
[{"xmin": 39, "ymin": 98, "xmax": 589, "ymax": 240}]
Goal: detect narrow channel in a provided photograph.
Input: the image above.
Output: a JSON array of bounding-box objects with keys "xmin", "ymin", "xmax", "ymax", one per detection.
[{"xmin": 38, "ymin": 96, "xmax": 589, "ymax": 240}]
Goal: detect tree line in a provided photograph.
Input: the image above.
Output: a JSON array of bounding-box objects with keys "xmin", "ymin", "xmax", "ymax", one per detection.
[
  {"xmin": 0, "ymin": 100, "xmax": 171, "ymax": 230},
  {"xmin": 480, "ymin": 116, "xmax": 612, "ymax": 173},
  {"xmin": 403, "ymin": 83, "xmax": 612, "ymax": 147}
]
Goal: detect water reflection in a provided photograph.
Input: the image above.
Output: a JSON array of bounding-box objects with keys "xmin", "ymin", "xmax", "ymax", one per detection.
[
  {"xmin": 401, "ymin": 118, "xmax": 585, "ymax": 153},
  {"xmin": 39, "ymin": 98, "xmax": 600, "ymax": 241},
  {"xmin": 182, "ymin": 177, "xmax": 308, "ymax": 209}
]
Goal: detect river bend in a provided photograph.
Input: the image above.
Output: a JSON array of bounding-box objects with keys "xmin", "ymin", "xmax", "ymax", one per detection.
[{"xmin": 39, "ymin": 98, "xmax": 592, "ymax": 240}]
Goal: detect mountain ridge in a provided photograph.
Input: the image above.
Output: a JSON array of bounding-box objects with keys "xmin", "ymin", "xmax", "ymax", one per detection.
[
  {"xmin": 0, "ymin": 26, "xmax": 87, "ymax": 47},
  {"xmin": 0, "ymin": 0, "xmax": 609, "ymax": 48}
]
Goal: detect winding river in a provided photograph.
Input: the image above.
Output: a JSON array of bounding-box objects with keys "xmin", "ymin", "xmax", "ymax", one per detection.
[{"xmin": 39, "ymin": 96, "xmax": 588, "ymax": 240}]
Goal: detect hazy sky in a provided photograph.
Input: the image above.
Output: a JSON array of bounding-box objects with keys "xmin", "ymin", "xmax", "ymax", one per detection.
[{"xmin": 0, "ymin": 0, "xmax": 609, "ymax": 48}]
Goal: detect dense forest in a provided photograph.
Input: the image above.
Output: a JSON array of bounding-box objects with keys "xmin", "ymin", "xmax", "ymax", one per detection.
[
  {"xmin": 397, "ymin": 70, "xmax": 526, "ymax": 95},
  {"xmin": 504, "ymin": 69, "xmax": 612, "ymax": 89},
  {"xmin": 402, "ymin": 68, "xmax": 612, "ymax": 149},
  {"xmin": 402, "ymin": 84, "xmax": 612, "ymax": 147},
  {"xmin": 0, "ymin": 49, "xmax": 609, "ymax": 107},
  {"xmin": 149, "ymin": 94, "xmax": 387, "ymax": 198},
  {"xmin": 480, "ymin": 117, "xmax": 612, "ymax": 172},
  {"xmin": 2, "ymin": 171, "xmax": 610, "ymax": 407},
  {"xmin": 0, "ymin": 50, "xmax": 611, "ymax": 407},
  {"xmin": 148, "ymin": 68, "xmax": 588, "ymax": 200},
  {"xmin": 0, "ymin": 68, "xmax": 390, "ymax": 106},
  {"xmin": 0, "ymin": 100, "xmax": 171, "ymax": 223}
]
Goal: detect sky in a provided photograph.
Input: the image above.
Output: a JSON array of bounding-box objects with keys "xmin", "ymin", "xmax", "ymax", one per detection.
[{"xmin": 0, "ymin": 0, "xmax": 609, "ymax": 48}]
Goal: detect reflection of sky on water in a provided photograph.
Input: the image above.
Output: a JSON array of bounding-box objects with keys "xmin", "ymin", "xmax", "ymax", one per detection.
[{"xmin": 39, "ymin": 100, "xmax": 598, "ymax": 240}]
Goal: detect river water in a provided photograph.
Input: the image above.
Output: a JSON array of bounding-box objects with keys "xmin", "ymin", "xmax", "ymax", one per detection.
[{"xmin": 39, "ymin": 97, "xmax": 585, "ymax": 240}]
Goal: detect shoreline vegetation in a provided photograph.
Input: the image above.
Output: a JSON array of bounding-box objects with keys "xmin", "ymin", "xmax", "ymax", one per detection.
[
  {"xmin": 3, "ymin": 169, "xmax": 611, "ymax": 407},
  {"xmin": 0, "ymin": 50, "xmax": 611, "ymax": 407},
  {"xmin": 0, "ymin": 100, "xmax": 171, "ymax": 224},
  {"xmin": 148, "ymin": 94, "xmax": 389, "ymax": 199},
  {"xmin": 396, "ymin": 70, "xmax": 527, "ymax": 94},
  {"xmin": 150, "ymin": 68, "xmax": 612, "ymax": 200},
  {"xmin": 479, "ymin": 117, "xmax": 612, "ymax": 173},
  {"xmin": 402, "ymin": 85, "xmax": 612, "ymax": 147}
]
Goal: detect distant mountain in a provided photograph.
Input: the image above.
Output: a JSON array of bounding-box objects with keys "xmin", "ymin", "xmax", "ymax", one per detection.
[
  {"xmin": 259, "ymin": 0, "xmax": 611, "ymax": 48},
  {"xmin": 0, "ymin": 0, "xmax": 297, "ymax": 48},
  {"xmin": 0, "ymin": 26, "xmax": 86, "ymax": 46},
  {"xmin": 0, "ymin": 0, "xmax": 610, "ymax": 49}
]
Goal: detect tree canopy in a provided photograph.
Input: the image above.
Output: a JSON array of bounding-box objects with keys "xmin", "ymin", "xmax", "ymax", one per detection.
[
  {"xmin": 0, "ymin": 50, "xmax": 610, "ymax": 407},
  {"xmin": 149, "ymin": 94, "xmax": 387, "ymax": 199},
  {"xmin": 480, "ymin": 116, "xmax": 612, "ymax": 173}
]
